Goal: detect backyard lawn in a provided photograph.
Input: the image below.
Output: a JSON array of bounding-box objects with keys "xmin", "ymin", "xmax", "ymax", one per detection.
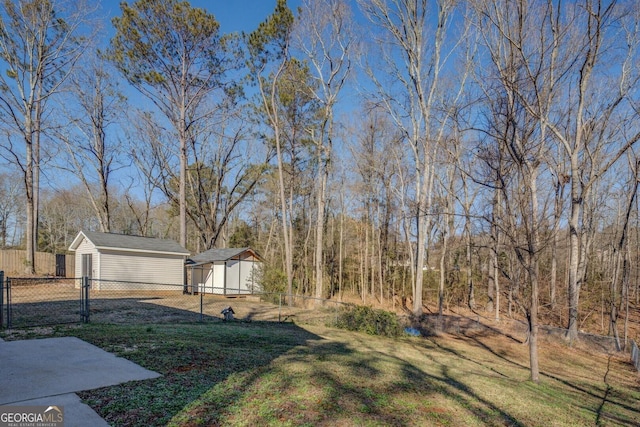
[{"xmin": 3, "ymin": 320, "xmax": 639, "ymax": 426}]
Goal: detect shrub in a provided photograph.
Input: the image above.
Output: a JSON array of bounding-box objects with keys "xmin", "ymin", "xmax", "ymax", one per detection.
[
  {"xmin": 257, "ymin": 265, "xmax": 286, "ymax": 294},
  {"xmin": 335, "ymin": 305, "xmax": 403, "ymax": 338}
]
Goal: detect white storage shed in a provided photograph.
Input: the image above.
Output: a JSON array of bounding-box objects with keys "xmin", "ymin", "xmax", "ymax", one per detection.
[
  {"xmin": 187, "ymin": 248, "xmax": 262, "ymax": 295},
  {"xmin": 69, "ymin": 231, "xmax": 190, "ymax": 290}
]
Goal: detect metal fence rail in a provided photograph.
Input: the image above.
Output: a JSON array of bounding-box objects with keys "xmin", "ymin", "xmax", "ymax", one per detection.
[
  {"xmin": 87, "ymin": 278, "xmax": 201, "ymax": 324},
  {"xmin": 0, "ymin": 274, "xmax": 352, "ymax": 328},
  {"xmin": 1, "ymin": 272, "xmax": 638, "ymax": 374},
  {"xmin": 1, "ymin": 275, "xmax": 84, "ymax": 328}
]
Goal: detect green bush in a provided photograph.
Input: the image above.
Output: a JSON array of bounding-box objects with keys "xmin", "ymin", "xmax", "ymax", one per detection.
[
  {"xmin": 258, "ymin": 265, "xmax": 286, "ymax": 294},
  {"xmin": 335, "ymin": 305, "xmax": 403, "ymax": 338}
]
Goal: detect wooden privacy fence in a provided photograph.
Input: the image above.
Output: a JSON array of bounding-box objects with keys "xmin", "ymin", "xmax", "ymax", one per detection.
[{"xmin": 0, "ymin": 250, "xmax": 74, "ymax": 277}]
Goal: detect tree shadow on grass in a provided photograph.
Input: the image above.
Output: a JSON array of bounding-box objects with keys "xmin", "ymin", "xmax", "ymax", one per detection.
[
  {"xmin": 21, "ymin": 298, "xmax": 638, "ymax": 426},
  {"xmin": 194, "ymin": 330, "xmax": 530, "ymax": 426},
  {"xmin": 541, "ymin": 363, "xmax": 640, "ymax": 422},
  {"xmin": 71, "ymin": 321, "xmax": 322, "ymax": 426},
  {"xmin": 5, "ymin": 294, "xmax": 221, "ymax": 329},
  {"xmin": 419, "ymin": 324, "xmax": 640, "ymax": 425}
]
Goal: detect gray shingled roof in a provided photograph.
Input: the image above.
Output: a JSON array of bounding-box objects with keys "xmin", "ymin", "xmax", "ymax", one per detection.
[
  {"xmin": 73, "ymin": 231, "xmax": 190, "ymax": 255},
  {"xmin": 188, "ymin": 247, "xmax": 259, "ymax": 265}
]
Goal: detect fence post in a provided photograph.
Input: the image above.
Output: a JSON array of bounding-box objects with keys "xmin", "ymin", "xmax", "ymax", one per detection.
[
  {"xmin": 278, "ymin": 293, "xmax": 282, "ymax": 323},
  {"xmin": 200, "ymin": 283, "xmax": 204, "ymax": 322},
  {"xmin": 82, "ymin": 276, "xmax": 90, "ymax": 323},
  {"xmin": 6, "ymin": 277, "xmax": 11, "ymax": 329},
  {"xmin": 0, "ymin": 271, "xmax": 3, "ymax": 329}
]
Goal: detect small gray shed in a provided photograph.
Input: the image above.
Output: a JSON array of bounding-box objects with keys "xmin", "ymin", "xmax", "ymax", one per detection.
[
  {"xmin": 69, "ymin": 231, "xmax": 190, "ymax": 290},
  {"xmin": 187, "ymin": 248, "xmax": 262, "ymax": 295}
]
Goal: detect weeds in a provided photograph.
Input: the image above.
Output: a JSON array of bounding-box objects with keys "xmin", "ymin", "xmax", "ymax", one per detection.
[{"xmin": 334, "ymin": 305, "xmax": 403, "ymax": 337}]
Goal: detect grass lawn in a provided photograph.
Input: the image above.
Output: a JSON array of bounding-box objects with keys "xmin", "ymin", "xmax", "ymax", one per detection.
[{"xmin": 3, "ymin": 321, "xmax": 639, "ymax": 426}]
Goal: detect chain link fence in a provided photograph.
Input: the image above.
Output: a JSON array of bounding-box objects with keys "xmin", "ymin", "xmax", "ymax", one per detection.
[
  {"xmin": 0, "ymin": 275, "xmax": 84, "ymax": 328},
  {"xmin": 0, "ymin": 274, "xmax": 351, "ymax": 328},
  {"xmin": 1, "ymin": 272, "xmax": 638, "ymax": 374}
]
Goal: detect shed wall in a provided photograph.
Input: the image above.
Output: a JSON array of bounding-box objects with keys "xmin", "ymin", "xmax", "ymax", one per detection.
[
  {"xmin": 98, "ymin": 249, "xmax": 185, "ymax": 290},
  {"xmin": 73, "ymin": 237, "xmax": 99, "ymax": 280},
  {"xmin": 225, "ymin": 258, "xmax": 260, "ymax": 294},
  {"xmin": 227, "ymin": 260, "xmax": 241, "ymax": 293},
  {"xmin": 238, "ymin": 253, "xmax": 260, "ymax": 293},
  {"xmin": 189, "ymin": 251, "xmax": 262, "ymax": 295},
  {"xmin": 191, "ymin": 266, "xmax": 207, "ymax": 292},
  {"xmin": 212, "ymin": 263, "xmax": 225, "ymax": 294}
]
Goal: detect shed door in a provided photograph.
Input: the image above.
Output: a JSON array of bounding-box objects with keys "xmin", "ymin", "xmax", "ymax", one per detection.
[
  {"xmin": 55, "ymin": 254, "xmax": 66, "ymax": 277},
  {"xmin": 81, "ymin": 254, "xmax": 93, "ymax": 279}
]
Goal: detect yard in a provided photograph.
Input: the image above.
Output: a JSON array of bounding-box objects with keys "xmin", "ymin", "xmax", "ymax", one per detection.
[
  {"xmin": 2, "ymin": 314, "xmax": 639, "ymax": 426},
  {"xmin": 2, "ymin": 278, "xmax": 343, "ymax": 328}
]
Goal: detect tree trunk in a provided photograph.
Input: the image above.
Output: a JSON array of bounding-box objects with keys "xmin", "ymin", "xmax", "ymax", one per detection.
[
  {"xmin": 315, "ymin": 157, "xmax": 327, "ymax": 301},
  {"xmin": 550, "ymin": 177, "xmax": 564, "ymax": 310},
  {"xmin": 492, "ymin": 185, "xmax": 502, "ymax": 321},
  {"xmin": 414, "ymin": 205, "xmax": 425, "ymax": 316},
  {"xmin": 24, "ymin": 116, "xmax": 36, "ymax": 275},
  {"xmin": 338, "ymin": 182, "xmax": 345, "ymax": 301},
  {"xmin": 439, "ymin": 228, "xmax": 447, "ymax": 318},
  {"xmin": 179, "ymin": 110, "xmax": 188, "ymax": 248},
  {"xmin": 567, "ymin": 155, "xmax": 581, "ymax": 343},
  {"xmin": 529, "ymin": 168, "xmax": 541, "ymax": 383},
  {"xmin": 466, "ymin": 216, "xmax": 475, "ymax": 310}
]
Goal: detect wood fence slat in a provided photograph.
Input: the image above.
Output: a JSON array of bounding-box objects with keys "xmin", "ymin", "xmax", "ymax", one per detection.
[{"xmin": 0, "ymin": 249, "xmax": 74, "ymax": 277}]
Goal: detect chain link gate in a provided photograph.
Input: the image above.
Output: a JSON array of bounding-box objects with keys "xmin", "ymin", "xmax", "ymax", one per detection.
[
  {"xmin": 0, "ymin": 271, "xmax": 11, "ymax": 329},
  {"xmin": 80, "ymin": 276, "xmax": 90, "ymax": 323},
  {"xmin": 0, "ymin": 275, "xmax": 90, "ymax": 329}
]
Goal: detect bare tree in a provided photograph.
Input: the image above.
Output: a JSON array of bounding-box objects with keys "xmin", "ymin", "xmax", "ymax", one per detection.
[
  {"xmin": 109, "ymin": 0, "xmax": 237, "ymax": 249},
  {"xmin": 0, "ymin": 0, "xmax": 93, "ymax": 272},
  {"xmin": 0, "ymin": 171, "xmax": 23, "ymax": 247},
  {"xmin": 473, "ymin": 0, "xmax": 555, "ymax": 381},
  {"xmin": 547, "ymin": 1, "xmax": 640, "ymax": 343},
  {"xmin": 247, "ymin": 0, "xmax": 297, "ymax": 301},
  {"xmin": 359, "ymin": 0, "xmax": 468, "ymax": 316},
  {"xmin": 474, "ymin": 0, "xmax": 640, "ymax": 342},
  {"xmin": 606, "ymin": 154, "xmax": 639, "ymax": 350},
  {"xmin": 349, "ymin": 107, "xmax": 402, "ymax": 304},
  {"xmin": 58, "ymin": 52, "xmax": 126, "ymax": 232},
  {"xmin": 294, "ymin": 0, "xmax": 356, "ymax": 301},
  {"xmin": 121, "ymin": 115, "xmax": 172, "ymax": 239},
  {"xmin": 183, "ymin": 112, "xmax": 271, "ymax": 250}
]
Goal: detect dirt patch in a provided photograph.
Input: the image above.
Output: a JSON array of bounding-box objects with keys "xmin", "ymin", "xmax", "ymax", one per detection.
[{"xmin": 83, "ymin": 292, "xmax": 342, "ymax": 326}]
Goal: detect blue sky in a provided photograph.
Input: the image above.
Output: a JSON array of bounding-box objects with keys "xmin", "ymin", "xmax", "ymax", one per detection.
[
  {"xmin": 99, "ymin": 0, "xmax": 302, "ymax": 37},
  {"xmin": 197, "ymin": 0, "xmax": 301, "ymax": 33}
]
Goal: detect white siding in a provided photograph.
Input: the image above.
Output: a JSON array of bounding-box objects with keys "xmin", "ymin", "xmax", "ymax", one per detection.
[
  {"xmin": 194, "ymin": 264, "xmax": 215, "ymax": 294},
  {"xmin": 226, "ymin": 260, "xmax": 239, "ymax": 293},
  {"xmin": 189, "ymin": 251, "xmax": 263, "ymax": 295},
  {"xmin": 190, "ymin": 263, "xmax": 223, "ymax": 294},
  {"xmin": 98, "ymin": 250, "xmax": 185, "ymax": 290},
  {"xmin": 73, "ymin": 237, "xmax": 99, "ymax": 280},
  {"xmin": 251, "ymin": 262, "xmax": 263, "ymax": 292},
  {"xmin": 236, "ymin": 253, "xmax": 261, "ymax": 294},
  {"xmin": 191, "ymin": 265, "xmax": 207, "ymax": 292},
  {"xmin": 226, "ymin": 258, "xmax": 260, "ymax": 295},
  {"xmin": 194, "ymin": 263, "xmax": 226, "ymax": 294},
  {"xmin": 213, "ymin": 262, "xmax": 225, "ymax": 294},
  {"xmin": 240, "ymin": 259, "xmax": 259, "ymax": 293}
]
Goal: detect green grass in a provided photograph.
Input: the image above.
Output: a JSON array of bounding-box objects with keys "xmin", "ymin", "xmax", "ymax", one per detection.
[{"xmin": 3, "ymin": 322, "xmax": 639, "ymax": 426}]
